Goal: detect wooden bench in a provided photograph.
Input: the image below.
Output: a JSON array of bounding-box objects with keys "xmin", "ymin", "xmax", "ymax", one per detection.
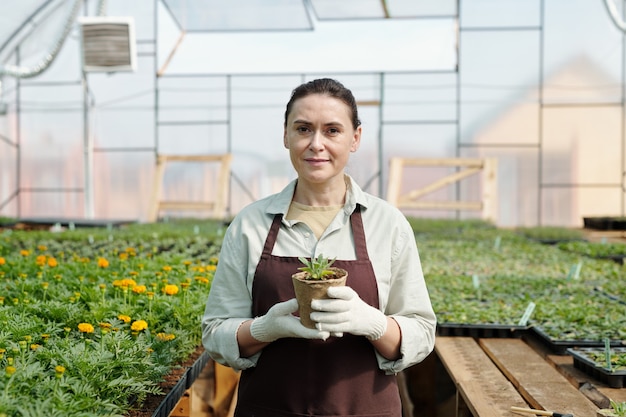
[{"xmin": 436, "ymin": 337, "xmax": 601, "ymax": 417}]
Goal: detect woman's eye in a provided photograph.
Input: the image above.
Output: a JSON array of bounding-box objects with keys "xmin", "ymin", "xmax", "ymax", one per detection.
[
  {"xmin": 297, "ymin": 126, "xmax": 310, "ymax": 133},
  {"xmin": 327, "ymin": 127, "xmax": 340, "ymax": 135}
]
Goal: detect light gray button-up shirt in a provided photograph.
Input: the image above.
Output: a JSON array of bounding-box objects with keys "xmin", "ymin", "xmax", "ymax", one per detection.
[{"xmin": 201, "ymin": 175, "xmax": 436, "ymax": 375}]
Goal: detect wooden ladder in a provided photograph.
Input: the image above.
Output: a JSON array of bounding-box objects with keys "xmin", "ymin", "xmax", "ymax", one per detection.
[
  {"xmin": 386, "ymin": 157, "xmax": 498, "ymax": 222},
  {"xmin": 147, "ymin": 154, "xmax": 232, "ymax": 222}
]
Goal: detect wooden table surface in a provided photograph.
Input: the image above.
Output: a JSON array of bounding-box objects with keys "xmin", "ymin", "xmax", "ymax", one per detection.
[{"xmin": 435, "ymin": 334, "xmax": 625, "ymax": 417}]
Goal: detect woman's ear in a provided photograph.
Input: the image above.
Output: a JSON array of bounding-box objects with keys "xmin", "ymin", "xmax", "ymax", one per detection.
[
  {"xmin": 350, "ymin": 126, "xmax": 362, "ymax": 152},
  {"xmin": 283, "ymin": 129, "xmax": 289, "ymax": 149}
]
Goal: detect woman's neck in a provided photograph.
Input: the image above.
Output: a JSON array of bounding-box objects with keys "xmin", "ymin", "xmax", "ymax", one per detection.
[{"xmin": 293, "ymin": 175, "xmax": 348, "ymax": 207}]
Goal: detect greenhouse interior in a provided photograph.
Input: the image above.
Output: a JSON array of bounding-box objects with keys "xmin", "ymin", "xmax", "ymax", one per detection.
[{"xmin": 1, "ymin": 0, "xmax": 626, "ymax": 416}]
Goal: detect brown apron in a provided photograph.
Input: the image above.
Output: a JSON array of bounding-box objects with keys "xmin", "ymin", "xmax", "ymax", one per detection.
[{"xmin": 235, "ymin": 206, "xmax": 401, "ymax": 417}]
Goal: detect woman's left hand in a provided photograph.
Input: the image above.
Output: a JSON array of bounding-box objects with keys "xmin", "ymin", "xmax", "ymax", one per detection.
[{"xmin": 310, "ymin": 286, "xmax": 387, "ymax": 341}]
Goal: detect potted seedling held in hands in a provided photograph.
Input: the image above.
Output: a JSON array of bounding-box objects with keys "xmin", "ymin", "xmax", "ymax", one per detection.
[{"xmin": 291, "ymin": 254, "xmax": 348, "ymax": 329}]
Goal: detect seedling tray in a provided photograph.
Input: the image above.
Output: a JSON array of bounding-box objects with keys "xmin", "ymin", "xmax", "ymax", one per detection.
[
  {"xmin": 436, "ymin": 323, "xmax": 530, "ymax": 339},
  {"xmin": 567, "ymin": 347, "xmax": 626, "ymax": 388},
  {"xmin": 532, "ymin": 326, "xmax": 625, "ymax": 355}
]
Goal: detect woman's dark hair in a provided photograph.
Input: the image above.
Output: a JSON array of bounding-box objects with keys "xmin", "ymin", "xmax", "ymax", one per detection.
[{"xmin": 284, "ymin": 78, "xmax": 361, "ymax": 129}]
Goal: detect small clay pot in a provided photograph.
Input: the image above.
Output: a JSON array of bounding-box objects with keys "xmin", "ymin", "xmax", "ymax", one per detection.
[{"xmin": 291, "ymin": 268, "xmax": 348, "ymax": 329}]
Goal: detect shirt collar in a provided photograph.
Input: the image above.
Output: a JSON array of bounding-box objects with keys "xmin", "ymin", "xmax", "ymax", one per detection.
[{"xmin": 265, "ymin": 174, "xmax": 370, "ymax": 216}]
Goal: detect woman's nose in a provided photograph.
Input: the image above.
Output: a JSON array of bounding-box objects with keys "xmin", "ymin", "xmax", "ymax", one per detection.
[{"xmin": 309, "ymin": 131, "xmax": 324, "ymax": 151}]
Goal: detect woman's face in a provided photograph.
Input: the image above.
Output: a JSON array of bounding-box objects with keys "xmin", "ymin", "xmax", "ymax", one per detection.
[{"xmin": 283, "ymin": 93, "xmax": 361, "ymax": 187}]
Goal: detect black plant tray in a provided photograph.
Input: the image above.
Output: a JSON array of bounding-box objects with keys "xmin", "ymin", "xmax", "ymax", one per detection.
[
  {"xmin": 567, "ymin": 347, "xmax": 626, "ymax": 388},
  {"xmin": 436, "ymin": 323, "xmax": 530, "ymax": 339},
  {"xmin": 151, "ymin": 350, "xmax": 211, "ymax": 417},
  {"xmin": 583, "ymin": 216, "xmax": 626, "ymax": 231},
  {"xmin": 532, "ymin": 326, "xmax": 625, "ymax": 355}
]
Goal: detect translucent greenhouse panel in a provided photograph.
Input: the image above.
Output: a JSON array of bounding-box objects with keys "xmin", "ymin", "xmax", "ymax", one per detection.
[
  {"xmin": 93, "ymin": 152, "xmax": 153, "ymax": 221},
  {"xmin": 20, "ymin": 189, "xmax": 83, "ymax": 219},
  {"xmin": 460, "ymin": 30, "xmax": 540, "ymax": 145},
  {"xmin": 162, "ymin": 0, "xmax": 312, "ymax": 31},
  {"xmin": 88, "ymin": 54, "xmax": 154, "ymax": 104},
  {"xmin": 461, "ymin": 0, "xmax": 541, "ymax": 28},
  {"xmin": 383, "ymin": 72, "xmax": 457, "ymax": 122},
  {"xmin": 461, "ymin": 147, "xmax": 540, "ymax": 227},
  {"xmin": 0, "ymin": 141, "xmax": 18, "ymax": 218},
  {"xmin": 18, "ymin": 108, "xmax": 84, "ymax": 218},
  {"xmin": 312, "ymin": 0, "xmax": 456, "ymax": 19},
  {"xmin": 105, "ymin": 0, "xmax": 155, "ymax": 40},
  {"xmin": 543, "ymin": 0, "xmax": 623, "ymax": 99},
  {"xmin": 93, "ymin": 110, "xmax": 154, "ymax": 149},
  {"xmin": 158, "ymin": 76, "xmax": 228, "ymax": 123},
  {"xmin": 542, "ymin": 106, "xmax": 621, "ymax": 185},
  {"xmin": 229, "ymin": 104, "xmax": 291, "ymax": 212},
  {"xmin": 158, "ymin": 123, "xmax": 228, "ymax": 155},
  {"xmin": 230, "ymin": 75, "xmax": 303, "ymax": 108},
  {"xmin": 381, "ymin": 122, "xmax": 457, "ymax": 218},
  {"xmin": 345, "ymin": 105, "xmax": 380, "ymax": 195},
  {"xmin": 541, "ymin": 187, "xmax": 623, "ymax": 227}
]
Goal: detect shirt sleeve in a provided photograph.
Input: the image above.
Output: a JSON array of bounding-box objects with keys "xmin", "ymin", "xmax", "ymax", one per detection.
[
  {"xmin": 375, "ymin": 215, "xmax": 437, "ymax": 374},
  {"xmin": 201, "ymin": 220, "xmax": 261, "ymax": 371}
]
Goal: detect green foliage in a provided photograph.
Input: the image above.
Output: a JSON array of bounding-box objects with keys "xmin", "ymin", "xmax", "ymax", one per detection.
[
  {"xmin": 0, "ymin": 220, "xmax": 220, "ymax": 416},
  {"xmin": 297, "ymin": 254, "xmax": 337, "ymax": 280},
  {"xmin": 610, "ymin": 400, "xmax": 626, "ymax": 417},
  {"xmin": 516, "ymin": 226, "xmax": 585, "ymax": 241}
]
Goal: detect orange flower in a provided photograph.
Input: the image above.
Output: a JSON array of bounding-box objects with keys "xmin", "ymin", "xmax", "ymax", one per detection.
[
  {"xmin": 0, "ymin": 257, "xmax": 5, "ymax": 265},
  {"xmin": 97, "ymin": 257, "xmax": 109, "ymax": 268},
  {"xmin": 113, "ymin": 278, "xmax": 137, "ymax": 288},
  {"xmin": 132, "ymin": 285, "xmax": 147, "ymax": 294},
  {"xmin": 36, "ymin": 255, "xmax": 47, "ymax": 266},
  {"xmin": 47, "ymin": 257, "xmax": 58, "ymax": 267},
  {"xmin": 163, "ymin": 284, "xmax": 179, "ymax": 296},
  {"xmin": 20, "ymin": 250, "xmax": 30, "ymax": 256}
]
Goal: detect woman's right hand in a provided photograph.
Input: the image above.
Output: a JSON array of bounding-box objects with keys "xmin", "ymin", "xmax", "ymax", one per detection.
[{"xmin": 249, "ymin": 299, "xmax": 330, "ymax": 342}]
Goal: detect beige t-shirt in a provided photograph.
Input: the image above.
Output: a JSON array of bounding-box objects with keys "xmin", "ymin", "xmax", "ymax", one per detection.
[{"xmin": 286, "ymin": 201, "xmax": 343, "ymax": 240}]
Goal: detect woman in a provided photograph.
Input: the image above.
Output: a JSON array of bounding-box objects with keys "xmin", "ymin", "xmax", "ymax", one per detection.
[{"xmin": 202, "ymin": 78, "xmax": 436, "ymax": 417}]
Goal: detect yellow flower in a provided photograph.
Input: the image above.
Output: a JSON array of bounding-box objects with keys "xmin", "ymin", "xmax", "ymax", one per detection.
[
  {"xmin": 163, "ymin": 284, "xmax": 179, "ymax": 296},
  {"xmin": 118, "ymin": 253, "xmax": 128, "ymax": 260},
  {"xmin": 20, "ymin": 250, "xmax": 30, "ymax": 256},
  {"xmin": 30, "ymin": 344, "xmax": 41, "ymax": 351},
  {"xmin": 77, "ymin": 323, "xmax": 94, "ymax": 333},
  {"xmin": 162, "ymin": 265, "xmax": 172, "ymax": 272},
  {"xmin": 47, "ymin": 257, "xmax": 58, "ymax": 267},
  {"xmin": 5, "ymin": 366, "xmax": 16, "ymax": 376},
  {"xmin": 118, "ymin": 314, "xmax": 131, "ymax": 323},
  {"xmin": 130, "ymin": 320, "xmax": 148, "ymax": 332},
  {"xmin": 156, "ymin": 332, "xmax": 176, "ymax": 342},
  {"xmin": 0, "ymin": 257, "xmax": 5, "ymax": 265},
  {"xmin": 113, "ymin": 278, "xmax": 137, "ymax": 289},
  {"xmin": 97, "ymin": 257, "xmax": 109, "ymax": 268},
  {"xmin": 132, "ymin": 285, "xmax": 147, "ymax": 294},
  {"xmin": 54, "ymin": 365, "xmax": 65, "ymax": 379},
  {"xmin": 194, "ymin": 276, "xmax": 209, "ymax": 284},
  {"xmin": 206, "ymin": 264, "xmax": 217, "ymax": 272},
  {"xmin": 37, "ymin": 245, "xmax": 47, "ymax": 251}
]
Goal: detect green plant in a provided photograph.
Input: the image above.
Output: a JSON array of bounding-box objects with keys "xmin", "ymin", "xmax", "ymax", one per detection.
[
  {"xmin": 297, "ymin": 254, "xmax": 337, "ymax": 280},
  {"xmin": 610, "ymin": 400, "xmax": 626, "ymax": 417}
]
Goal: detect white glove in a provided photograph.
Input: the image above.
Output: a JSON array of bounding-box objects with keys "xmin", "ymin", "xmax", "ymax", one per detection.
[
  {"xmin": 250, "ymin": 298, "xmax": 330, "ymax": 342},
  {"xmin": 310, "ymin": 286, "xmax": 388, "ymax": 341}
]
